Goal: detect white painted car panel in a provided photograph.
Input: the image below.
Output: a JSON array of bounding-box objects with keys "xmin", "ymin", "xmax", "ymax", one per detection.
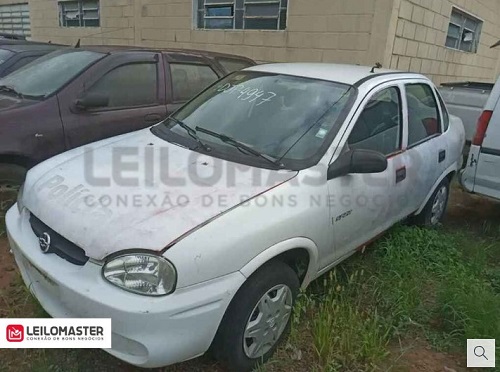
[
  {"xmin": 461, "ymin": 76, "xmax": 500, "ymax": 200},
  {"xmin": 6, "ymin": 64, "xmax": 465, "ymax": 368}
]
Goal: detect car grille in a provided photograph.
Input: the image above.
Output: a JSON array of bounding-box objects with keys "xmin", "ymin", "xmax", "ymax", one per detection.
[{"xmin": 29, "ymin": 213, "xmax": 89, "ymax": 266}]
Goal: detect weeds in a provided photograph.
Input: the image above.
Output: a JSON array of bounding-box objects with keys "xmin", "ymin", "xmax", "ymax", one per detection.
[{"xmin": 300, "ymin": 225, "xmax": 500, "ymax": 370}]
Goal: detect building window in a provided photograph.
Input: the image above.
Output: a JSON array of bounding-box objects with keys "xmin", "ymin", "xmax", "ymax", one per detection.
[
  {"xmin": 59, "ymin": 0, "xmax": 100, "ymax": 28},
  {"xmin": 196, "ymin": 0, "xmax": 287, "ymax": 30},
  {"xmin": 445, "ymin": 8, "xmax": 482, "ymax": 53},
  {"xmin": 0, "ymin": 3, "xmax": 31, "ymax": 37}
]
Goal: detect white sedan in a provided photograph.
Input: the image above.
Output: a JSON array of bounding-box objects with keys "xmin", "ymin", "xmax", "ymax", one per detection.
[{"xmin": 6, "ymin": 63, "xmax": 464, "ymax": 371}]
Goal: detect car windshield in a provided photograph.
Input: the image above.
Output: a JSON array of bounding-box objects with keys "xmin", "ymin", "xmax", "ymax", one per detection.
[
  {"xmin": 0, "ymin": 49, "xmax": 104, "ymax": 98},
  {"xmin": 159, "ymin": 71, "xmax": 355, "ymax": 168},
  {"xmin": 0, "ymin": 48, "xmax": 14, "ymax": 65}
]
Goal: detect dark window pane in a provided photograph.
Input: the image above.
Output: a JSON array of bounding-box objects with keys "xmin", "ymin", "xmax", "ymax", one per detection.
[
  {"xmin": 245, "ymin": 3, "xmax": 279, "ymax": 16},
  {"xmin": 348, "ymin": 87, "xmax": 402, "ymax": 156},
  {"xmin": 88, "ymin": 63, "xmax": 158, "ymax": 108},
  {"xmin": 170, "ymin": 63, "xmax": 219, "ymax": 102},
  {"xmin": 205, "ymin": 18, "xmax": 233, "ymax": 29},
  {"xmin": 207, "ymin": 5, "xmax": 233, "ymax": 16},
  {"xmin": 279, "ymin": 8, "xmax": 287, "ymax": 30},
  {"xmin": 235, "ymin": 8, "xmax": 244, "ymax": 28},
  {"xmin": 406, "ymin": 84, "xmax": 440, "ymax": 146},
  {"xmin": 244, "ymin": 18, "xmax": 277, "ymax": 30}
]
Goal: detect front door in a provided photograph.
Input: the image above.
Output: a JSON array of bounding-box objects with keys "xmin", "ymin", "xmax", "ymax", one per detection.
[
  {"xmin": 327, "ymin": 85, "xmax": 407, "ymax": 262},
  {"xmin": 59, "ymin": 52, "xmax": 167, "ymax": 149}
]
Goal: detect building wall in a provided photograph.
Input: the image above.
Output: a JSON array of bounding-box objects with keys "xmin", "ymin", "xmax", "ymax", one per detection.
[
  {"xmin": 26, "ymin": 0, "xmax": 396, "ymax": 66},
  {"xmin": 389, "ymin": 0, "xmax": 500, "ymax": 84},
  {"xmin": 4, "ymin": 0, "xmax": 500, "ymax": 83}
]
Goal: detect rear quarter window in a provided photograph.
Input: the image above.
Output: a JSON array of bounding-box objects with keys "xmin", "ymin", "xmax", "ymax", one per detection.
[{"xmin": 217, "ymin": 58, "xmax": 254, "ymax": 73}]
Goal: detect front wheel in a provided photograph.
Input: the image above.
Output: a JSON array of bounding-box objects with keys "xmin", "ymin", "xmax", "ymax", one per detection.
[
  {"xmin": 413, "ymin": 177, "xmax": 450, "ymax": 227},
  {"xmin": 212, "ymin": 261, "xmax": 300, "ymax": 371}
]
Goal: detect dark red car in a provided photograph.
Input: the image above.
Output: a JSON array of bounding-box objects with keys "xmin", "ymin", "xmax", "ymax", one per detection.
[{"xmin": 0, "ymin": 46, "xmax": 255, "ymax": 218}]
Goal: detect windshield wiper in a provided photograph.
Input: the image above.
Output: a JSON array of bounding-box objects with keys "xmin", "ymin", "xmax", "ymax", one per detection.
[
  {"xmin": 169, "ymin": 117, "xmax": 211, "ymax": 152},
  {"xmin": 195, "ymin": 126, "xmax": 284, "ymax": 168},
  {"xmin": 0, "ymin": 85, "xmax": 23, "ymax": 99}
]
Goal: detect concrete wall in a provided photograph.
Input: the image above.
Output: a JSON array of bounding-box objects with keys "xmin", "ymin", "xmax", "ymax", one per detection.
[
  {"xmin": 3, "ymin": 0, "xmax": 500, "ymax": 82},
  {"xmin": 389, "ymin": 0, "xmax": 500, "ymax": 84},
  {"xmin": 26, "ymin": 0, "xmax": 395, "ymax": 65}
]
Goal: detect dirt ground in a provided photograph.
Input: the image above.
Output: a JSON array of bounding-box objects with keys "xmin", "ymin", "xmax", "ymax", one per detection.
[{"xmin": 0, "ymin": 186, "xmax": 497, "ymax": 371}]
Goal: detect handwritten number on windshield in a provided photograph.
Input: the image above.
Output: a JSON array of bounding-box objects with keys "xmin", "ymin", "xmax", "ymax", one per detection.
[{"xmin": 216, "ymin": 83, "xmax": 276, "ymax": 106}]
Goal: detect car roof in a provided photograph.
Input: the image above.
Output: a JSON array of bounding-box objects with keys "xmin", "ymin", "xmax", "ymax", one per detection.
[
  {"xmin": 0, "ymin": 43, "xmax": 65, "ymax": 52},
  {"xmin": 245, "ymin": 63, "xmax": 424, "ymax": 86},
  {"xmin": 74, "ymin": 45, "xmax": 254, "ymax": 62}
]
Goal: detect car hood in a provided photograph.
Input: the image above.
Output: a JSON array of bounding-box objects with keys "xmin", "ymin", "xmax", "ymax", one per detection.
[{"xmin": 23, "ymin": 128, "xmax": 297, "ymax": 260}]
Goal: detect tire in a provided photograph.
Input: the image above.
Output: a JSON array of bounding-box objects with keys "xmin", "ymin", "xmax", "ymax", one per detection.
[
  {"xmin": 412, "ymin": 177, "xmax": 450, "ymax": 227},
  {"xmin": 0, "ymin": 163, "xmax": 27, "ymax": 221},
  {"xmin": 212, "ymin": 261, "xmax": 300, "ymax": 372}
]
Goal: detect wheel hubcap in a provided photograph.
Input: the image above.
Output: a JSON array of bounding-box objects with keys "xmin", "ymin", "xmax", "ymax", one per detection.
[
  {"xmin": 430, "ymin": 185, "xmax": 448, "ymax": 225},
  {"xmin": 243, "ymin": 284, "xmax": 293, "ymax": 359}
]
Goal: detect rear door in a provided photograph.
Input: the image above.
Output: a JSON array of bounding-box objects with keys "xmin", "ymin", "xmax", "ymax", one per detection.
[
  {"xmin": 164, "ymin": 54, "xmax": 220, "ymax": 114},
  {"xmin": 59, "ymin": 51, "xmax": 167, "ymax": 149},
  {"xmin": 403, "ymin": 81, "xmax": 445, "ymax": 212}
]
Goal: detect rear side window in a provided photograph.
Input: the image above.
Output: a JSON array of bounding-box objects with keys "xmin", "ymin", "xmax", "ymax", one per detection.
[
  {"xmin": 87, "ymin": 63, "xmax": 158, "ymax": 108},
  {"xmin": 435, "ymin": 89, "xmax": 450, "ymax": 132},
  {"xmin": 348, "ymin": 86, "xmax": 402, "ymax": 156},
  {"xmin": 0, "ymin": 49, "xmax": 14, "ymax": 65},
  {"xmin": 406, "ymin": 83, "xmax": 441, "ymax": 146},
  {"xmin": 217, "ymin": 58, "xmax": 253, "ymax": 73},
  {"xmin": 170, "ymin": 63, "xmax": 219, "ymax": 102}
]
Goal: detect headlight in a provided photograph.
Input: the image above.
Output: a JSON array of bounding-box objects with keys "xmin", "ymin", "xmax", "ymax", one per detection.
[
  {"xmin": 17, "ymin": 183, "xmax": 25, "ymax": 214},
  {"xmin": 102, "ymin": 253, "xmax": 176, "ymax": 296}
]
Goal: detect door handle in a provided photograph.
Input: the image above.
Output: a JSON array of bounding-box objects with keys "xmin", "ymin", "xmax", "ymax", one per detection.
[
  {"xmin": 439, "ymin": 150, "xmax": 446, "ymax": 163},
  {"xmin": 34, "ymin": 133, "xmax": 44, "ymax": 138},
  {"xmin": 144, "ymin": 113, "xmax": 163, "ymax": 123},
  {"xmin": 396, "ymin": 166, "xmax": 406, "ymax": 184}
]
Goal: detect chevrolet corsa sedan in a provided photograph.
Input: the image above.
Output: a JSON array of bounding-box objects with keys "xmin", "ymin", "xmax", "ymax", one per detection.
[{"xmin": 6, "ymin": 64, "xmax": 464, "ymax": 371}]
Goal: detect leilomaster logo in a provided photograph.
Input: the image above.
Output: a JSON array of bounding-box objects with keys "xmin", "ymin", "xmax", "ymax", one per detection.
[
  {"xmin": 0, "ymin": 319, "xmax": 111, "ymax": 348},
  {"xmin": 6, "ymin": 324, "xmax": 24, "ymax": 342}
]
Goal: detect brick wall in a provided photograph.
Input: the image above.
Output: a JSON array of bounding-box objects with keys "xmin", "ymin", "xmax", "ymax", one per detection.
[
  {"xmin": 28, "ymin": 0, "xmax": 395, "ymax": 66},
  {"xmin": 389, "ymin": 0, "xmax": 500, "ymax": 84}
]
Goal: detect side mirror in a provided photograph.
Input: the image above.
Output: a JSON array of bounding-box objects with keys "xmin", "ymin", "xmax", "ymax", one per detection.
[
  {"xmin": 74, "ymin": 93, "xmax": 109, "ymax": 110},
  {"xmin": 327, "ymin": 149, "xmax": 388, "ymax": 180}
]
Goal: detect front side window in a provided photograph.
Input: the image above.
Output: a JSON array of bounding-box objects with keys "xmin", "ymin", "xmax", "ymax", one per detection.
[
  {"xmin": 170, "ymin": 63, "xmax": 219, "ymax": 102},
  {"xmin": 0, "ymin": 49, "xmax": 104, "ymax": 98},
  {"xmin": 86, "ymin": 63, "xmax": 158, "ymax": 108},
  {"xmin": 154, "ymin": 71, "xmax": 356, "ymax": 169},
  {"xmin": 445, "ymin": 8, "xmax": 482, "ymax": 53},
  {"xmin": 406, "ymin": 83, "xmax": 441, "ymax": 147},
  {"xmin": 348, "ymin": 87, "xmax": 402, "ymax": 156},
  {"xmin": 195, "ymin": 0, "xmax": 287, "ymax": 30},
  {"xmin": 59, "ymin": 0, "xmax": 100, "ymax": 28}
]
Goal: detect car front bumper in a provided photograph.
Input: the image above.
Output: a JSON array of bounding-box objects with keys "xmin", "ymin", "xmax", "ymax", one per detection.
[{"xmin": 6, "ymin": 206, "xmax": 245, "ymax": 368}]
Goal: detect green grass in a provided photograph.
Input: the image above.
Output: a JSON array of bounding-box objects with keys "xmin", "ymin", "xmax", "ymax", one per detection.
[
  {"xmin": 1, "ymin": 224, "xmax": 499, "ymax": 371},
  {"xmin": 286, "ymin": 226, "xmax": 500, "ymax": 371}
]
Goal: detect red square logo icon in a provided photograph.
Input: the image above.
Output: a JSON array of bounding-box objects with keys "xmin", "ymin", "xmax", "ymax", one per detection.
[{"xmin": 6, "ymin": 324, "xmax": 24, "ymax": 342}]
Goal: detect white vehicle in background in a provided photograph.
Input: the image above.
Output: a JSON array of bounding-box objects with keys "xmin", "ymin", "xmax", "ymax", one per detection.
[
  {"xmin": 6, "ymin": 64, "xmax": 465, "ymax": 371},
  {"xmin": 439, "ymin": 81, "xmax": 493, "ymax": 144},
  {"xmin": 460, "ymin": 77, "xmax": 500, "ymax": 201}
]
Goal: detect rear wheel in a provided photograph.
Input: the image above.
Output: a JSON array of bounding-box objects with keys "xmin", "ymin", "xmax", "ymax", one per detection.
[
  {"xmin": 212, "ymin": 261, "xmax": 299, "ymax": 371},
  {"xmin": 412, "ymin": 177, "xmax": 450, "ymax": 227},
  {"xmin": 0, "ymin": 164, "xmax": 26, "ymax": 227}
]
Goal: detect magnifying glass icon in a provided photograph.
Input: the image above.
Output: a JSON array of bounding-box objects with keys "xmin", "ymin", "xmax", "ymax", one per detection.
[{"xmin": 474, "ymin": 346, "xmax": 489, "ymax": 360}]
